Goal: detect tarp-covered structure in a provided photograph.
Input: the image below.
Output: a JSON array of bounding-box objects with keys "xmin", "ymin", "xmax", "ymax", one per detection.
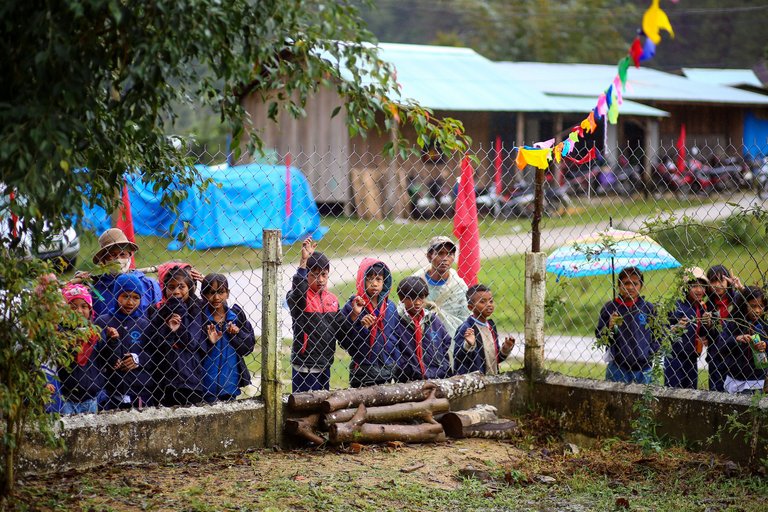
[{"xmin": 83, "ymin": 163, "xmax": 326, "ymax": 250}]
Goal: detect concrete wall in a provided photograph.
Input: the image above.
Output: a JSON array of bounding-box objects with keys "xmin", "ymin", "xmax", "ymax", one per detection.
[{"xmin": 20, "ymin": 371, "xmax": 767, "ymax": 474}]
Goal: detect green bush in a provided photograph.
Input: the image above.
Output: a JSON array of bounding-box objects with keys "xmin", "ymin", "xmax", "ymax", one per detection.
[
  {"xmin": 722, "ymin": 214, "xmax": 768, "ymax": 248},
  {"xmin": 651, "ymin": 224, "xmax": 714, "ymax": 263}
]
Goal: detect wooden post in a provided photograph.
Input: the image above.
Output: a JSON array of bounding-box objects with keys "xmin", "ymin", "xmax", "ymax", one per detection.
[
  {"xmin": 262, "ymin": 229, "xmax": 283, "ymax": 447},
  {"xmin": 524, "ymin": 252, "xmax": 546, "ymax": 380},
  {"xmin": 531, "ymin": 166, "xmax": 545, "ymax": 253}
]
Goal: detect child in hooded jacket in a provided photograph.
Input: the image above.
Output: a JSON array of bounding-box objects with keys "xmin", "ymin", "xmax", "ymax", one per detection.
[
  {"xmin": 148, "ymin": 266, "xmax": 207, "ymax": 407},
  {"xmin": 59, "ymin": 283, "xmax": 105, "ymax": 415},
  {"xmin": 200, "ymin": 273, "xmax": 256, "ymax": 402},
  {"xmin": 340, "ymin": 258, "xmax": 401, "ymax": 388},
  {"xmin": 720, "ymin": 286, "xmax": 767, "ymax": 394},
  {"xmin": 396, "ymin": 276, "xmax": 451, "ymax": 381},
  {"xmin": 95, "ymin": 273, "xmax": 155, "ymax": 410},
  {"xmin": 664, "ymin": 267, "xmax": 719, "ymax": 389}
]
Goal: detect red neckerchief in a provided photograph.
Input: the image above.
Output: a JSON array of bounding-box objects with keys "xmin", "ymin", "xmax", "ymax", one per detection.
[
  {"xmin": 713, "ymin": 296, "xmax": 730, "ymax": 321},
  {"xmin": 76, "ymin": 329, "xmax": 100, "ymax": 367},
  {"xmin": 615, "ymin": 297, "xmax": 637, "ymax": 308},
  {"xmin": 410, "ymin": 310, "xmax": 426, "ymax": 377},
  {"xmin": 364, "ymin": 296, "xmax": 387, "ymax": 353},
  {"xmin": 693, "ymin": 301, "xmax": 703, "ymax": 354}
]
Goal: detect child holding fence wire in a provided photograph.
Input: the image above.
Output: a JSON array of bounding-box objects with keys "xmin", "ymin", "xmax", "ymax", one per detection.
[
  {"xmin": 287, "ymin": 239, "xmax": 353, "ymax": 392},
  {"xmin": 719, "ymin": 286, "xmax": 768, "ymax": 395},
  {"xmin": 595, "ymin": 267, "xmax": 659, "ymax": 385},
  {"xmin": 340, "ymin": 258, "xmax": 401, "ymax": 388},
  {"xmin": 664, "ymin": 267, "xmax": 719, "ymax": 390},
  {"xmin": 705, "ymin": 265, "xmax": 743, "ymax": 392},
  {"xmin": 200, "ymin": 273, "xmax": 255, "ymax": 402}
]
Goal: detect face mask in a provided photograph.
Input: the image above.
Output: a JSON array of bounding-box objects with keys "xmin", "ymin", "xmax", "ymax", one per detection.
[{"xmin": 117, "ymin": 257, "xmax": 132, "ymax": 273}]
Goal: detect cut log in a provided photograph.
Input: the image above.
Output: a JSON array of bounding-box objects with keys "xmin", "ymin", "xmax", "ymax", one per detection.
[
  {"xmin": 324, "ymin": 388, "xmax": 449, "ymax": 426},
  {"xmin": 321, "ymin": 372, "xmax": 487, "ymax": 414},
  {"xmin": 328, "ymin": 404, "xmax": 445, "ymax": 444},
  {"xmin": 440, "ymin": 404, "xmax": 499, "ymax": 438},
  {"xmin": 287, "ymin": 390, "xmax": 335, "ymax": 413},
  {"xmin": 284, "ymin": 414, "xmax": 325, "ymax": 445},
  {"xmin": 463, "ymin": 419, "xmax": 519, "ymax": 440}
]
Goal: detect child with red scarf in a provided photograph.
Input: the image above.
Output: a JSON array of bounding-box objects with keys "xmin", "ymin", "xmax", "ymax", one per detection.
[
  {"xmin": 395, "ymin": 277, "xmax": 451, "ymax": 381},
  {"xmin": 58, "ymin": 283, "xmax": 105, "ymax": 414},
  {"xmin": 665, "ymin": 267, "xmax": 719, "ymax": 389},
  {"xmin": 596, "ymin": 267, "xmax": 659, "ymax": 384},
  {"xmin": 340, "ymin": 258, "xmax": 401, "ymax": 388}
]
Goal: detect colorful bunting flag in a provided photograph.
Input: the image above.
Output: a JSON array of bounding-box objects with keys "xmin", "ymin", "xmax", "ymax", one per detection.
[
  {"xmin": 642, "ymin": 0, "xmax": 674, "ymax": 44},
  {"xmin": 566, "ymin": 147, "xmax": 600, "ymax": 165}
]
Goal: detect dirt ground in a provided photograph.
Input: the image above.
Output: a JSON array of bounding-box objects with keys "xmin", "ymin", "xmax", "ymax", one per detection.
[{"xmin": 10, "ymin": 414, "xmax": 768, "ymax": 511}]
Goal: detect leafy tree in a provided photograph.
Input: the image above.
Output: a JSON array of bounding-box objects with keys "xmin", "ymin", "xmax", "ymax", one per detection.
[{"xmin": 0, "ymin": 0, "xmax": 470, "ymax": 240}]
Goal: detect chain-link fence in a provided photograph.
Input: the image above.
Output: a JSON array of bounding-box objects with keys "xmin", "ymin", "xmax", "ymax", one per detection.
[{"xmin": 50, "ymin": 139, "xmax": 768, "ymax": 416}]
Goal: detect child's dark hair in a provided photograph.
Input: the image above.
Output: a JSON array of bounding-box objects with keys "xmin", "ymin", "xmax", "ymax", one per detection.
[
  {"xmin": 706, "ymin": 265, "xmax": 730, "ymax": 284},
  {"xmin": 618, "ymin": 266, "xmax": 644, "ymax": 285},
  {"xmin": 466, "ymin": 284, "xmax": 491, "ymax": 302},
  {"xmin": 162, "ymin": 265, "xmax": 197, "ymax": 299},
  {"xmin": 365, "ymin": 262, "xmax": 386, "ymax": 277},
  {"xmin": 731, "ymin": 286, "xmax": 766, "ymax": 333},
  {"xmin": 307, "ymin": 251, "xmax": 330, "ymax": 272},
  {"xmin": 397, "ymin": 277, "xmax": 429, "ymax": 300},
  {"xmin": 201, "ymin": 273, "xmax": 228, "ymax": 295}
]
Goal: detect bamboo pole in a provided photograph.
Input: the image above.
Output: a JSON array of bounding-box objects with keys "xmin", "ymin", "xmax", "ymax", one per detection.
[{"xmin": 262, "ymin": 229, "xmax": 283, "ymax": 447}]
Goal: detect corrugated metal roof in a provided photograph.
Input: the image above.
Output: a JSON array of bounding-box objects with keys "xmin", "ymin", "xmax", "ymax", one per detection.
[
  {"xmin": 376, "ymin": 43, "xmax": 565, "ymax": 112},
  {"xmin": 498, "ymin": 62, "xmax": 768, "ymax": 105},
  {"xmin": 550, "ymin": 95, "xmax": 669, "ymax": 117},
  {"xmin": 682, "ymin": 68, "xmax": 764, "ymax": 88}
]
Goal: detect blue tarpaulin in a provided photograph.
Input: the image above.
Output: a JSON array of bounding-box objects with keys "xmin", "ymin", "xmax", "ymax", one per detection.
[{"xmin": 82, "ymin": 163, "xmax": 327, "ymax": 250}]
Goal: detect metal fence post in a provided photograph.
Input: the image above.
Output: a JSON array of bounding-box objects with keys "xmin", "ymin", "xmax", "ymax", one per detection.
[
  {"xmin": 261, "ymin": 229, "xmax": 283, "ymax": 447},
  {"xmin": 524, "ymin": 252, "xmax": 546, "ymax": 380}
]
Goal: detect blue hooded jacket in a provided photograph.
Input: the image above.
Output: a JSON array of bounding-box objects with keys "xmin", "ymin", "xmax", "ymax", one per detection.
[
  {"xmin": 202, "ymin": 303, "xmax": 256, "ymax": 398},
  {"xmin": 95, "ymin": 273, "xmax": 155, "ymax": 407},
  {"xmin": 92, "ymin": 271, "xmax": 161, "ymax": 318},
  {"xmin": 720, "ymin": 319, "xmax": 768, "ymax": 382},
  {"xmin": 397, "ymin": 304, "xmax": 451, "ymax": 380},
  {"xmin": 453, "ymin": 317, "xmax": 505, "ymax": 375},
  {"xmin": 596, "ymin": 296, "xmax": 659, "ymax": 371}
]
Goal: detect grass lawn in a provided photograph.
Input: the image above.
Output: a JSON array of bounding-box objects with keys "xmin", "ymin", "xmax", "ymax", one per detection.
[{"xmin": 74, "ymin": 196, "xmax": 712, "ymax": 275}]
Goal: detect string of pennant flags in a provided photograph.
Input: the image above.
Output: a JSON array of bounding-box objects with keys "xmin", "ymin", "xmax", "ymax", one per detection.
[{"xmin": 512, "ymin": 0, "xmax": 678, "ymax": 171}]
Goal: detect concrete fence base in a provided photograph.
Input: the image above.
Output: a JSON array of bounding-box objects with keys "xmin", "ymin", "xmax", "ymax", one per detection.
[{"xmin": 19, "ymin": 371, "xmax": 767, "ymax": 475}]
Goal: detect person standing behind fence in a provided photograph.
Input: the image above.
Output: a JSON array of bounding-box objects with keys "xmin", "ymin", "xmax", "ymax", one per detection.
[
  {"xmin": 58, "ymin": 283, "xmax": 105, "ymax": 415},
  {"xmin": 95, "ymin": 273, "xmax": 155, "ymax": 410},
  {"xmin": 411, "ymin": 236, "xmax": 468, "ymax": 338},
  {"xmin": 720, "ymin": 286, "xmax": 767, "ymax": 395},
  {"xmin": 148, "ymin": 266, "xmax": 207, "ymax": 406},
  {"xmin": 76, "ymin": 228, "xmax": 162, "ymax": 318},
  {"xmin": 200, "ymin": 273, "xmax": 256, "ymax": 402},
  {"xmin": 595, "ymin": 267, "xmax": 659, "ymax": 385},
  {"xmin": 664, "ymin": 267, "xmax": 718, "ymax": 390},
  {"xmin": 395, "ymin": 276, "xmax": 452, "ymax": 381},
  {"xmin": 340, "ymin": 258, "xmax": 401, "ymax": 388},
  {"xmin": 287, "ymin": 240, "xmax": 349, "ymax": 392},
  {"xmin": 705, "ymin": 265, "xmax": 743, "ymax": 392},
  {"xmin": 453, "ymin": 284, "xmax": 515, "ymax": 375}
]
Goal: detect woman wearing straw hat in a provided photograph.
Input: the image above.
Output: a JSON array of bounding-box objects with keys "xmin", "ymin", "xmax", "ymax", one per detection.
[{"xmin": 74, "ymin": 228, "xmax": 162, "ymax": 317}]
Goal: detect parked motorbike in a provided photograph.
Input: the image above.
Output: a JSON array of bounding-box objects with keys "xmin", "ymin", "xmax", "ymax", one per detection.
[
  {"xmin": 492, "ymin": 180, "xmax": 572, "ymax": 220},
  {"xmin": 751, "ymin": 156, "xmax": 768, "ymax": 199}
]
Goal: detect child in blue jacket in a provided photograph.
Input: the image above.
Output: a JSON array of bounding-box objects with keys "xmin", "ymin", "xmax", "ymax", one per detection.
[
  {"xmin": 148, "ymin": 266, "xmax": 207, "ymax": 407},
  {"xmin": 59, "ymin": 283, "xmax": 105, "ymax": 415},
  {"xmin": 396, "ymin": 276, "xmax": 451, "ymax": 381},
  {"xmin": 200, "ymin": 273, "xmax": 256, "ymax": 402},
  {"xmin": 705, "ymin": 265, "xmax": 743, "ymax": 392},
  {"xmin": 340, "ymin": 258, "xmax": 401, "ymax": 388},
  {"xmin": 595, "ymin": 267, "xmax": 659, "ymax": 384},
  {"xmin": 720, "ymin": 286, "xmax": 767, "ymax": 394},
  {"xmin": 95, "ymin": 273, "xmax": 155, "ymax": 410},
  {"xmin": 453, "ymin": 284, "xmax": 515, "ymax": 375},
  {"xmin": 664, "ymin": 267, "xmax": 718, "ymax": 389}
]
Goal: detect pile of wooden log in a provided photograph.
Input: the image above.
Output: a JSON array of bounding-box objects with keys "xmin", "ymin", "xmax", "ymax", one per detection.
[{"xmin": 284, "ymin": 372, "xmax": 519, "ymax": 446}]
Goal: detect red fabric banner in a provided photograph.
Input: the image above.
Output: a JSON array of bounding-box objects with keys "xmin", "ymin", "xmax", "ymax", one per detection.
[
  {"xmin": 116, "ymin": 181, "xmax": 136, "ymax": 269},
  {"xmin": 453, "ymin": 156, "xmax": 481, "ymax": 286}
]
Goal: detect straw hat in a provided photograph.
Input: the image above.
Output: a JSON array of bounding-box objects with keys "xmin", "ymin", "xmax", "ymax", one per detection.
[{"xmin": 93, "ymin": 228, "xmax": 139, "ymax": 264}]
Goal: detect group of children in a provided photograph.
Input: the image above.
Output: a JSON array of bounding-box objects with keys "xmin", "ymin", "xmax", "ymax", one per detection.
[
  {"xmin": 288, "ymin": 239, "xmax": 515, "ymax": 392},
  {"xmin": 47, "ymin": 267, "xmax": 256, "ymax": 414},
  {"xmin": 597, "ymin": 265, "xmax": 768, "ymax": 394}
]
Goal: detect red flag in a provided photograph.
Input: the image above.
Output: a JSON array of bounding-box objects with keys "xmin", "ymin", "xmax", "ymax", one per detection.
[
  {"xmin": 676, "ymin": 123, "xmax": 687, "ymax": 173},
  {"xmin": 494, "ymin": 136, "xmax": 503, "ymax": 196},
  {"xmin": 285, "ymin": 153, "xmax": 293, "ymax": 220},
  {"xmin": 9, "ymin": 191, "xmax": 18, "ymax": 239},
  {"xmin": 565, "ymin": 147, "xmax": 598, "ymax": 165},
  {"xmin": 453, "ymin": 156, "xmax": 481, "ymax": 286},
  {"xmin": 116, "ymin": 180, "xmax": 136, "ymax": 269}
]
